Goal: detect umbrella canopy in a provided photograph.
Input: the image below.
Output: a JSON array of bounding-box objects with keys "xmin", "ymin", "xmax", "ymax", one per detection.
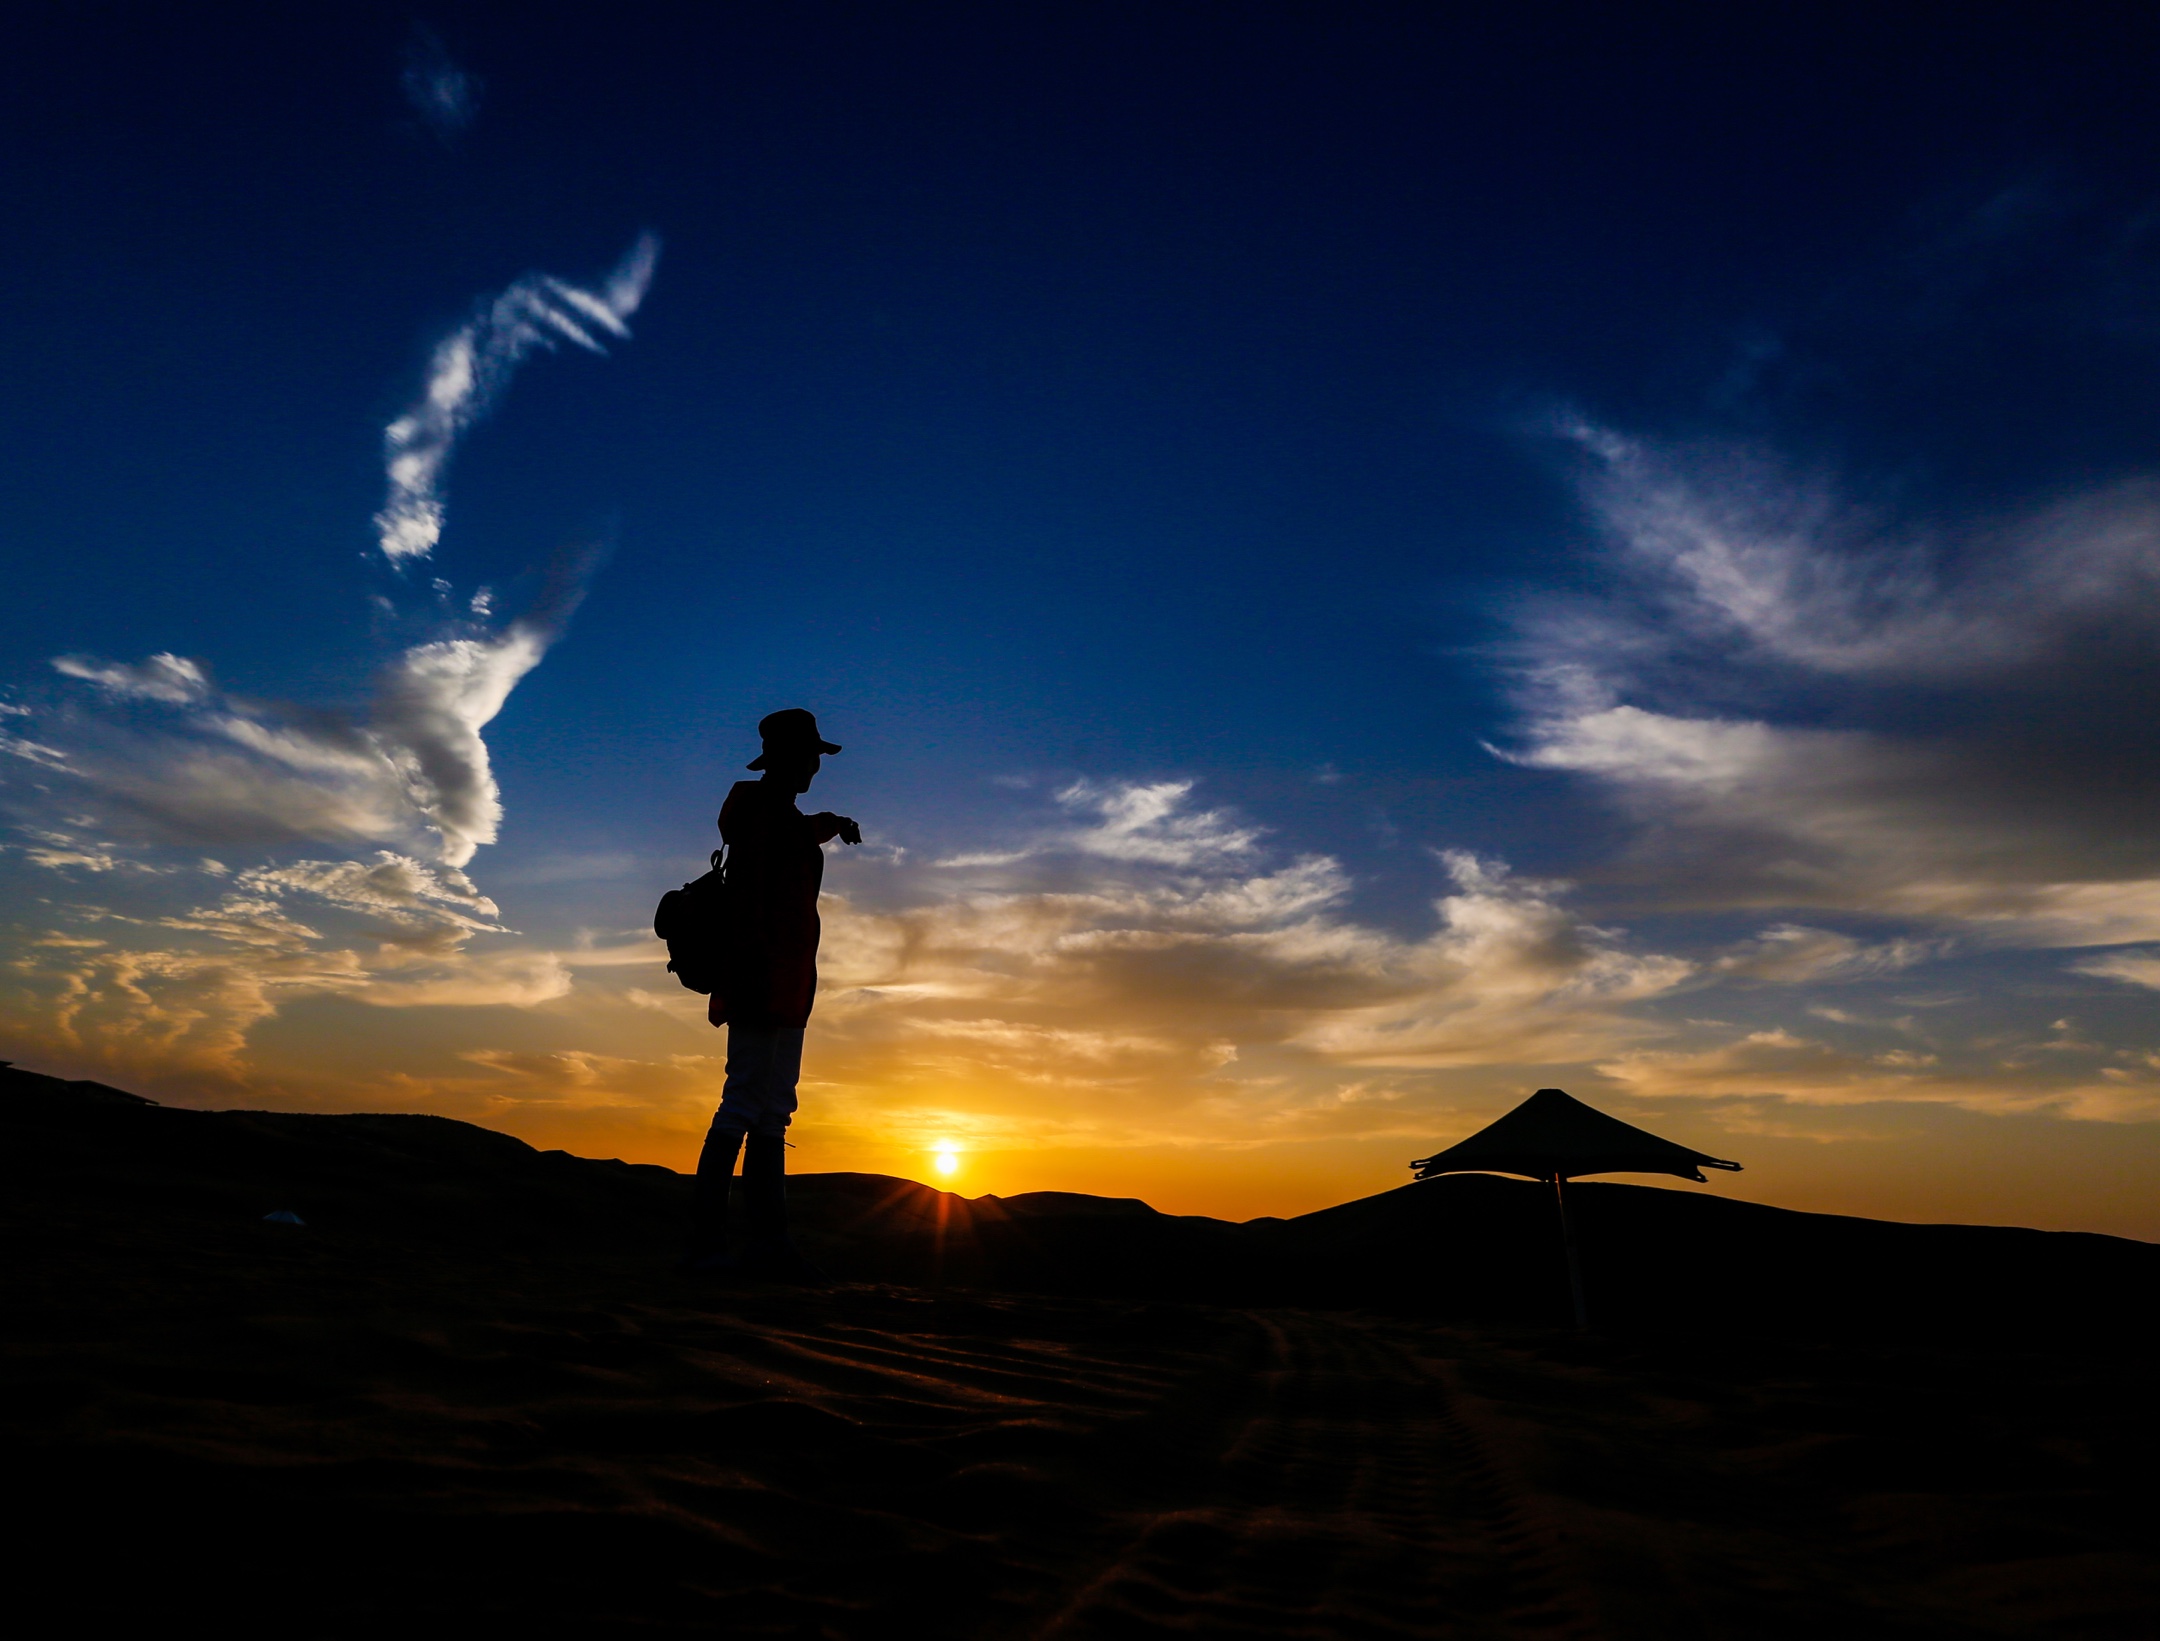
[{"xmin": 1410, "ymin": 1088, "xmax": 1741, "ymax": 1183}]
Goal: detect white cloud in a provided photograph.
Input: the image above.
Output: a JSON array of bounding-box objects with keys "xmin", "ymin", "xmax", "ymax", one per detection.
[
  {"xmin": 1058, "ymin": 779, "xmax": 1263, "ymax": 866},
  {"xmin": 368, "ymin": 624, "xmax": 550, "ymax": 864},
  {"xmin": 52, "ymin": 652, "xmax": 210, "ymax": 704},
  {"xmin": 1, "ymin": 729, "xmax": 71, "ymax": 768},
  {"xmin": 938, "ymin": 779, "xmax": 1266, "ymax": 870},
  {"xmin": 376, "ymin": 234, "xmax": 659, "ymax": 564}
]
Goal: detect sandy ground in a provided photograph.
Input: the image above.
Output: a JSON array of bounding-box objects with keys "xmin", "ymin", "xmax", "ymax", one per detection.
[
  {"xmin": 7, "ymin": 1219, "xmax": 2156, "ymax": 1637},
  {"xmin": 5, "ymin": 1077, "xmax": 2156, "ymax": 1636}
]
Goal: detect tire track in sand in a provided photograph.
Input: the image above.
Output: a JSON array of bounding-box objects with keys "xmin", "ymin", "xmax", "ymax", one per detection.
[{"xmin": 1031, "ymin": 1310, "xmax": 1605, "ymax": 1640}]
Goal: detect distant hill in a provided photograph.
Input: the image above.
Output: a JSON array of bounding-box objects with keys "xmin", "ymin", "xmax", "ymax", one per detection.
[{"xmin": 6, "ymin": 1062, "xmax": 2153, "ymax": 1347}]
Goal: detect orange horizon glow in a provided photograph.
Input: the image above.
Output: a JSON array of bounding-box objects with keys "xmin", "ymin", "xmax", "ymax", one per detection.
[
  {"xmin": 19, "ymin": 1047, "xmax": 2155, "ymax": 1240},
  {"xmin": 11, "ymin": 862, "xmax": 2160, "ymax": 1243}
]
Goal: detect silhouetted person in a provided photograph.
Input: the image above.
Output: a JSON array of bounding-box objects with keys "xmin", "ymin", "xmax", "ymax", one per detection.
[{"xmin": 684, "ymin": 709, "xmax": 860, "ymax": 1278}]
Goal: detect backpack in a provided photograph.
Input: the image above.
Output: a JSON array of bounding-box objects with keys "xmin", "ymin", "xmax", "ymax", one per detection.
[{"xmin": 653, "ymin": 847, "xmax": 732, "ymax": 995}]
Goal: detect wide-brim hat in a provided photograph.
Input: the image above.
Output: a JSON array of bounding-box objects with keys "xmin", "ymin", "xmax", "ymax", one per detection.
[{"xmin": 746, "ymin": 707, "xmax": 842, "ymax": 769}]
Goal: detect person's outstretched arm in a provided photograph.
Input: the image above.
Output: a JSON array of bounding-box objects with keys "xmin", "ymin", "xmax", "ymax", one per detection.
[{"xmin": 807, "ymin": 813, "xmax": 861, "ymax": 846}]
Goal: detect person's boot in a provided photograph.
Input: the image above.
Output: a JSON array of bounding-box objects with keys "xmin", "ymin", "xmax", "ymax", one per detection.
[
  {"xmin": 742, "ymin": 1132, "xmax": 823, "ymax": 1284},
  {"xmin": 680, "ymin": 1125, "xmax": 743, "ymax": 1272}
]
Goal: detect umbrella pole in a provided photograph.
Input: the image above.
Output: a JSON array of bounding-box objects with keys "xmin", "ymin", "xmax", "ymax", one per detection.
[{"xmin": 1552, "ymin": 1173, "xmax": 1590, "ymax": 1332}]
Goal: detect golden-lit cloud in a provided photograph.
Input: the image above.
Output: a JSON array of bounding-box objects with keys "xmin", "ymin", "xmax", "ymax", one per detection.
[
  {"xmin": 10, "ymin": 764, "xmax": 2160, "ymax": 1168},
  {"xmin": 718, "ymin": 786, "xmax": 1708, "ymax": 1161},
  {"xmin": 2072, "ymin": 948, "xmax": 2160, "ymax": 991},
  {"xmin": 0, "ymin": 842, "xmax": 541, "ymax": 1081},
  {"xmin": 0, "ymin": 783, "xmax": 1691, "ymax": 1142},
  {"xmin": 1599, "ymin": 1026, "xmax": 2160, "ymax": 1124}
]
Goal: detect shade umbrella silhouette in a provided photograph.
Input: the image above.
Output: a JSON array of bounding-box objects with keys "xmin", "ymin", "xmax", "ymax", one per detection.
[{"xmin": 1409, "ymin": 1088, "xmax": 1741, "ymax": 1330}]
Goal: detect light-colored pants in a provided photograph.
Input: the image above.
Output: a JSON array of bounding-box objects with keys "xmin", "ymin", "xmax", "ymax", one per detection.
[{"xmin": 712, "ymin": 1023, "xmax": 803, "ymax": 1138}]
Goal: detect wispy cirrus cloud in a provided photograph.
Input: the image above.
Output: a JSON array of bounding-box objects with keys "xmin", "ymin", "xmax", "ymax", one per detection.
[
  {"xmin": 1544, "ymin": 421, "xmax": 2160, "ymax": 682},
  {"xmin": 1499, "ymin": 422, "xmax": 2160, "ymax": 948},
  {"xmin": 0, "ymin": 727, "xmax": 70, "ymax": 769},
  {"xmin": 1459, "ymin": 407, "xmax": 2160, "ymax": 1130},
  {"xmin": 52, "ymin": 652, "xmax": 210, "ymax": 705},
  {"xmin": 1710, "ymin": 923, "xmax": 1939, "ymax": 985},
  {"xmin": 376, "ymin": 233, "xmax": 659, "ymax": 564}
]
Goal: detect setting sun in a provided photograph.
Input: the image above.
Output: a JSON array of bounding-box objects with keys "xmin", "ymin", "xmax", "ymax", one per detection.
[{"xmin": 933, "ymin": 1143, "xmax": 960, "ymax": 1178}]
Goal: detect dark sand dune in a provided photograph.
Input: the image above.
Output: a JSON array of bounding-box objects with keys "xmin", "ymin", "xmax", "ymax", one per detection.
[{"xmin": 5, "ymin": 1066, "xmax": 2157, "ymax": 1636}]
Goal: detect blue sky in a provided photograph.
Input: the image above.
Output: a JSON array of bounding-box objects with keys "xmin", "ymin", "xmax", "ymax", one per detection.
[{"xmin": 7, "ymin": 4, "xmax": 2160, "ymax": 1229}]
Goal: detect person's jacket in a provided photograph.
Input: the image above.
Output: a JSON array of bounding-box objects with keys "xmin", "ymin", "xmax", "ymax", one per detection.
[{"xmin": 710, "ymin": 779, "xmax": 846, "ymax": 1028}]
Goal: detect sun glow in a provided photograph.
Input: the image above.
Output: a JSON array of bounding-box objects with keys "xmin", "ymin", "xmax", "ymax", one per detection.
[{"xmin": 932, "ymin": 1141, "xmax": 960, "ymax": 1178}]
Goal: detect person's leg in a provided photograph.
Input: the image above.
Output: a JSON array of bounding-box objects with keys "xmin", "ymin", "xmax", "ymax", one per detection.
[
  {"xmin": 685, "ymin": 1118, "xmax": 742, "ymax": 1264},
  {"xmin": 715, "ymin": 1022, "xmax": 783, "ymax": 1134},
  {"xmin": 740, "ymin": 1029, "xmax": 817, "ymax": 1279},
  {"xmin": 683, "ymin": 1023, "xmax": 780, "ymax": 1267}
]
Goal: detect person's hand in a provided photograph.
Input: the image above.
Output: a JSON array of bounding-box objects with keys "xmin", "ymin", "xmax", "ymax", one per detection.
[{"xmin": 837, "ymin": 817, "xmax": 862, "ymax": 846}]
